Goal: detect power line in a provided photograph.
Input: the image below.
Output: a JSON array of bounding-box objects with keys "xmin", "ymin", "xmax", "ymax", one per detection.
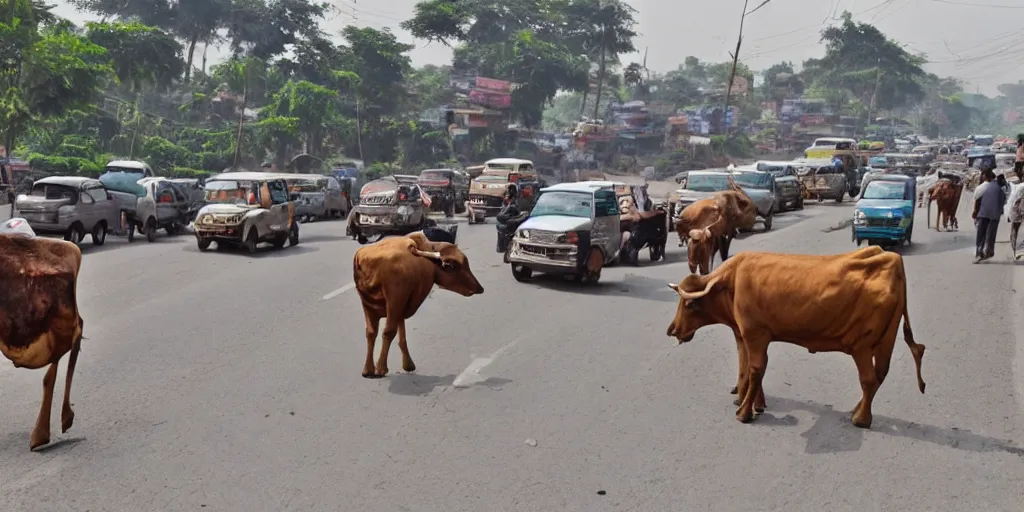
[{"xmin": 927, "ymin": 0, "xmax": 1024, "ymax": 8}]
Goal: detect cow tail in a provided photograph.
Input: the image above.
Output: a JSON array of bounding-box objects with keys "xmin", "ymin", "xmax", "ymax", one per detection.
[{"xmin": 899, "ymin": 258, "xmax": 926, "ymax": 393}]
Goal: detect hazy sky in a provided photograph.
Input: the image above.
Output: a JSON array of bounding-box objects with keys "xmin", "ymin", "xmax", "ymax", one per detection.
[{"xmin": 50, "ymin": 0, "xmax": 1023, "ymax": 96}]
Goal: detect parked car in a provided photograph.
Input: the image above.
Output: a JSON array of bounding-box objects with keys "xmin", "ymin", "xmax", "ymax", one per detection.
[
  {"xmin": 13, "ymin": 176, "xmax": 122, "ymax": 246},
  {"xmin": 106, "ymin": 177, "xmax": 193, "ymax": 242},
  {"xmin": 281, "ymin": 174, "xmax": 348, "ymax": 221},
  {"xmin": 347, "ymin": 175, "xmax": 429, "ymax": 243},
  {"xmin": 751, "ymin": 161, "xmax": 803, "ymax": 210},
  {"xmin": 417, "ymin": 168, "xmax": 469, "ymax": 217},
  {"xmin": 729, "ymin": 169, "xmax": 778, "ymax": 231}
]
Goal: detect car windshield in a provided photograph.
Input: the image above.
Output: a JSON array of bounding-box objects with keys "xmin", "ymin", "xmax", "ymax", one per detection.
[
  {"xmin": 30, "ymin": 184, "xmax": 76, "ymax": 200},
  {"xmin": 419, "ymin": 171, "xmax": 450, "ymax": 181},
  {"xmin": 732, "ymin": 172, "xmax": 771, "ymax": 189},
  {"xmin": 531, "ymin": 191, "xmax": 591, "ymax": 218},
  {"xmin": 289, "ymin": 180, "xmax": 320, "ymax": 192},
  {"xmin": 862, "ymin": 181, "xmax": 906, "ymax": 200},
  {"xmin": 104, "ymin": 166, "xmax": 146, "ymax": 175},
  {"xmin": 756, "ymin": 164, "xmax": 787, "ymax": 176},
  {"xmin": 685, "ymin": 174, "xmax": 732, "ymax": 192},
  {"xmin": 204, "ymin": 180, "xmax": 249, "ymax": 205}
]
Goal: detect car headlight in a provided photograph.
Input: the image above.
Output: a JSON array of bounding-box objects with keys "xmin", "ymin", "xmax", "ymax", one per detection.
[
  {"xmin": 899, "ymin": 216, "xmax": 911, "ymax": 227},
  {"xmin": 519, "ymin": 229, "xmax": 529, "ymax": 239},
  {"xmin": 853, "ymin": 210, "xmax": 866, "ymax": 225},
  {"xmin": 200, "ymin": 214, "xmax": 213, "ymax": 224}
]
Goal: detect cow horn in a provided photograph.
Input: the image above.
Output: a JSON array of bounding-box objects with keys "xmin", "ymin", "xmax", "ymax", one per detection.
[
  {"xmin": 679, "ymin": 276, "xmax": 720, "ymax": 299},
  {"xmin": 411, "ymin": 249, "xmax": 443, "ymax": 260}
]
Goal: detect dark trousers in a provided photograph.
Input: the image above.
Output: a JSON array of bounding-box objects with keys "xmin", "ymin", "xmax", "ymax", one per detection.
[{"xmin": 976, "ymin": 217, "xmax": 999, "ymax": 258}]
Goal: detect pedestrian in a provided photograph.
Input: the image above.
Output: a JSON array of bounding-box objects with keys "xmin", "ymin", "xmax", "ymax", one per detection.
[
  {"xmin": 972, "ymin": 168, "xmax": 1005, "ymax": 263},
  {"xmin": 1015, "ymin": 133, "xmax": 1024, "ymax": 181},
  {"xmin": 1006, "ymin": 180, "xmax": 1024, "ymax": 260}
]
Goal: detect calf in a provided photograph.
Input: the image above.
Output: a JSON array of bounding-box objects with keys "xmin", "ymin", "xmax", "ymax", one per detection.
[
  {"xmin": 0, "ymin": 235, "xmax": 85, "ymax": 450},
  {"xmin": 353, "ymin": 232, "xmax": 483, "ymax": 378},
  {"xmin": 686, "ymin": 215, "xmax": 726, "ymax": 275},
  {"xmin": 665, "ymin": 246, "xmax": 926, "ymax": 428}
]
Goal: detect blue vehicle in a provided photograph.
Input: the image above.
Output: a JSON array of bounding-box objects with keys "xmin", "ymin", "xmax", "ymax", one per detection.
[{"xmin": 852, "ymin": 174, "xmax": 916, "ymax": 247}]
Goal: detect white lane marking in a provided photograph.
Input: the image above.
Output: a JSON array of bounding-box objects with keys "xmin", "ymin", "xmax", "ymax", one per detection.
[
  {"xmin": 452, "ymin": 340, "xmax": 518, "ymax": 388},
  {"xmin": 322, "ymin": 283, "xmax": 355, "ymax": 301}
]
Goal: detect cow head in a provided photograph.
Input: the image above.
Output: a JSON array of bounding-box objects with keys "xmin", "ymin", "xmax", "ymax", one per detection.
[
  {"xmin": 686, "ymin": 228, "xmax": 714, "ymax": 275},
  {"xmin": 410, "ymin": 243, "xmax": 484, "ymax": 297},
  {"xmin": 665, "ymin": 273, "xmax": 723, "ymax": 343}
]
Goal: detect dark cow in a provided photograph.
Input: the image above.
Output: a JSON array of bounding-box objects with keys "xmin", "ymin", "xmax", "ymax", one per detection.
[
  {"xmin": 0, "ymin": 235, "xmax": 85, "ymax": 449},
  {"xmin": 665, "ymin": 246, "xmax": 926, "ymax": 428},
  {"xmin": 353, "ymin": 232, "xmax": 483, "ymax": 378}
]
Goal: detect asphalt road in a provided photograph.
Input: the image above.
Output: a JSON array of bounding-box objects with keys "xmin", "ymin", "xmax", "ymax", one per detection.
[{"xmin": 1, "ymin": 197, "xmax": 1022, "ymax": 511}]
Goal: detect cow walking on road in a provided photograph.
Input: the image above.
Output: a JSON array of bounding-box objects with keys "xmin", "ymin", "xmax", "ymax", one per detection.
[
  {"xmin": 353, "ymin": 232, "xmax": 483, "ymax": 378},
  {"xmin": 665, "ymin": 246, "xmax": 926, "ymax": 429},
  {"xmin": 0, "ymin": 235, "xmax": 86, "ymax": 449},
  {"xmin": 927, "ymin": 179, "xmax": 962, "ymax": 231}
]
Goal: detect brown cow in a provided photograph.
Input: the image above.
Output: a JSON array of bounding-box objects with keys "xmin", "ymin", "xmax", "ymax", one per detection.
[
  {"xmin": 353, "ymin": 232, "xmax": 483, "ymax": 378},
  {"xmin": 686, "ymin": 215, "xmax": 727, "ymax": 275},
  {"xmin": 0, "ymin": 235, "xmax": 85, "ymax": 450},
  {"xmin": 927, "ymin": 180, "xmax": 962, "ymax": 232},
  {"xmin": 665, "ymin": 246, "xmax": 926, "ymax": 429}
]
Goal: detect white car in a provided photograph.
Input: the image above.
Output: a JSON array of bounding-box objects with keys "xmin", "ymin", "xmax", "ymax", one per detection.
[{"xmin": 0, "ymin": 217, "xmax": 36, "ymax": 236}]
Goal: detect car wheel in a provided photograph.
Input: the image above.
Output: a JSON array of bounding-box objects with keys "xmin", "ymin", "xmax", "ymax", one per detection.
[
  {"xmin": 65, "ymin": 223, "xmax": 85, "ymax": 245},
  {"xmin": 905, "ymin": 226, "xmax": 913, "ymax": 246},
  {"xmin": 763, "ymin": 210, "xmax": 774, "ymax": 231},
  {"xmin": 288, "ymin": 223, "xmax": 300, "ymax": 246},
  {"xmin": 244, "ymin": 229, "xmax": 259, "ymax": 254},
  {"xmin": 795, "ymin": 196, "xmax": 804, "ymax": 210},
  {"xmin": 145, "ymin": 218, "xmax": 157, "ymax": 242},
  {"xmin": 197, "ymin": 238, "xmax": 212, "ymax": 251},
  {"xmin": 511, "ymin": 264, "xmax": 533, "ymax": 282},
  {"xmin": 92, "ymin": 222, "xmax": 107, "ymax": 246}
]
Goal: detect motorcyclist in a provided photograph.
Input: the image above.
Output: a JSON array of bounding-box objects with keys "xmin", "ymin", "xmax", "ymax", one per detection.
[{"xmin": 496, "ymin": 184, "xmax": 528, "ymax": 252}]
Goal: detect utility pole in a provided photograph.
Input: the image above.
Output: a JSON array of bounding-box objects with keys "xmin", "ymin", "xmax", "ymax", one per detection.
[
  {"xmin": 864, "ymin": 59, "xmax": 882, "ymax": 137},
  {"xmin": 721, "ymin": 0, "xmax": 772, "ymax": 151},
  {"xmin": 721, "ymin": 0, "xmax": 750, "ymax": 146}
]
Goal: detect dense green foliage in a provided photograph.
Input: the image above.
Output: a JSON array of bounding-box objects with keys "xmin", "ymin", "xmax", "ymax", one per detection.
[{"xmin": 1, "ymin": 2, "xmax": 1021, "ymax": 182}]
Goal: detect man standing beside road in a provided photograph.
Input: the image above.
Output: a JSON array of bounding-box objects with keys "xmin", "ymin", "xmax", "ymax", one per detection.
[{"xmin": 972, "ymin": 168, "xmax": 1005, "ymax": 263}]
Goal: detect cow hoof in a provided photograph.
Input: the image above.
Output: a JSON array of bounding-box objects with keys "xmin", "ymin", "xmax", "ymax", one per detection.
[
  {"xmin": 373, "ymin": 366, "xmax": 389, "ymax": 378},
  {"xmin": 361, "ymin": 367, "xmax": 383, "ymax": 379},
  {"xmin": 754, "ymin": 405, "xmax": 766, "ymax": 414},
  {"xmin": 29, "ymin": 429, "xmax": 50, "ymax": 450},
  {"xmin": 733, "ymin": 398, "xmax": 740, "ymax": 406},
  {"xmin": 852, "ymin": 413, "xmax": 872, "ymax": 429},
  {"xmin": 729, "ymin": 386, "xmax": 738, "ymax": 394},
  {"xmin": 61, "ymin": 408, "xmax": 74, "ymax": 433},
  {"xmin": 402, "ymin": 361, "xmax": 416, "ymax": 372},
  {"xmin": 736, "ymin": 410, "xmax": 755, "ymax": 424}
]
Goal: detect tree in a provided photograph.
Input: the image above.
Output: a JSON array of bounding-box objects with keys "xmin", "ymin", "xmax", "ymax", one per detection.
[
  {"xmin": 403, "ymin": 0, "xmax": 591, "ymax": 126},
  {"xmin": 85, "ymin": 21, "xmax": 184, "ymax": 92},
  {"xmin": 564, "ymin": 0, "xmax": 637, "ymax": 119},
  {"xmin": 808, "ymin": 11, "xmax": 927, "ymax": 115},
  {"xmin": 225, "ymin": 0, "xmax": 329, "ymax": 60},
  {"xmin": 1, "ymin": 2, "xmax": 111, "ymax": 175}
]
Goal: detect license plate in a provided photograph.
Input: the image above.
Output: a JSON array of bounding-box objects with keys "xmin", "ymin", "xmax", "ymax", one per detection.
[
  {"xmin": 470, "ymin": 199, "xmax": 486, "ymax": 205},
  {"xmin": 361, "ymin": 216, "xmax": 388, "ymax": 225}
]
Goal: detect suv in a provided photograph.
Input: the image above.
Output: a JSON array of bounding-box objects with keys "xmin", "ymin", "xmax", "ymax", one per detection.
[
  {"xmin": 417, "ymin": 168, "xmax": 469, "ymax": 217},
  {"xmin": 193, "ymin": 172, "xmax": 299, "ymax": 254},
  {"xmin": 14, "ymin": 177, "xmax": 121, "ymax": 246}
]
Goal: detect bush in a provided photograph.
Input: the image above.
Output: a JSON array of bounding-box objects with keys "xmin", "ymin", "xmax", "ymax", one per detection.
[
  {"xmin": 169, "ymin": 167, "xmax": 212, "ymax": 179},
  {"xmin": 27, "ymin": 154, "xmax": 103, "ymax": 176}
]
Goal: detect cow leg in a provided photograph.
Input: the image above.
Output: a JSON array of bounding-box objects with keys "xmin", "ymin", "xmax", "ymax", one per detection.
[
  {"xmin": 361, "ymin": 309, "xmax": 381, "ymax": 378},
  {"xmin": 719, "ymin": 235, "xmax": 732, "ymax": 261},
  {"xmin": 736, "ymin": 341, "xmax": 768, "ymax": 424},
  {"xmin": 60, "ymin": 341, "xmax": 81, "ymax": 433},
  {"xmin": 850, "ymin": 347, "xmax": 880, "ymax": 429},
  {"xmin": 731, "ymin": 334, "xmax": 747, "ymax": 398},
  {"xmin": 397, "ymin": 321, "xmax": 415, "ymax": 372},
  {"xmin": 374, "ymin": 317, "xmax": 399, "ymax": 377},
  {"xmin": 30, "ymin": 362, "xmax": 60, "ymax": 450}
]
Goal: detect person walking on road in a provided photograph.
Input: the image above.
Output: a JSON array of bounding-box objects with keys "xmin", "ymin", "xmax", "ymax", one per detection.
[
  {"xmin": 1015, "ymin": 133, "xmax": 1024, "ymax": 181},
  {"xmin": 972, "ymin": 168, "xmax": 1005, "ymax": 263}
]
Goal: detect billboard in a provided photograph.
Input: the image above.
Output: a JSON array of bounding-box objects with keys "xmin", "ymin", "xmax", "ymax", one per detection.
[{"xmin": 468, "ymin": 76, "xmax": 512, "ymax": 110}]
